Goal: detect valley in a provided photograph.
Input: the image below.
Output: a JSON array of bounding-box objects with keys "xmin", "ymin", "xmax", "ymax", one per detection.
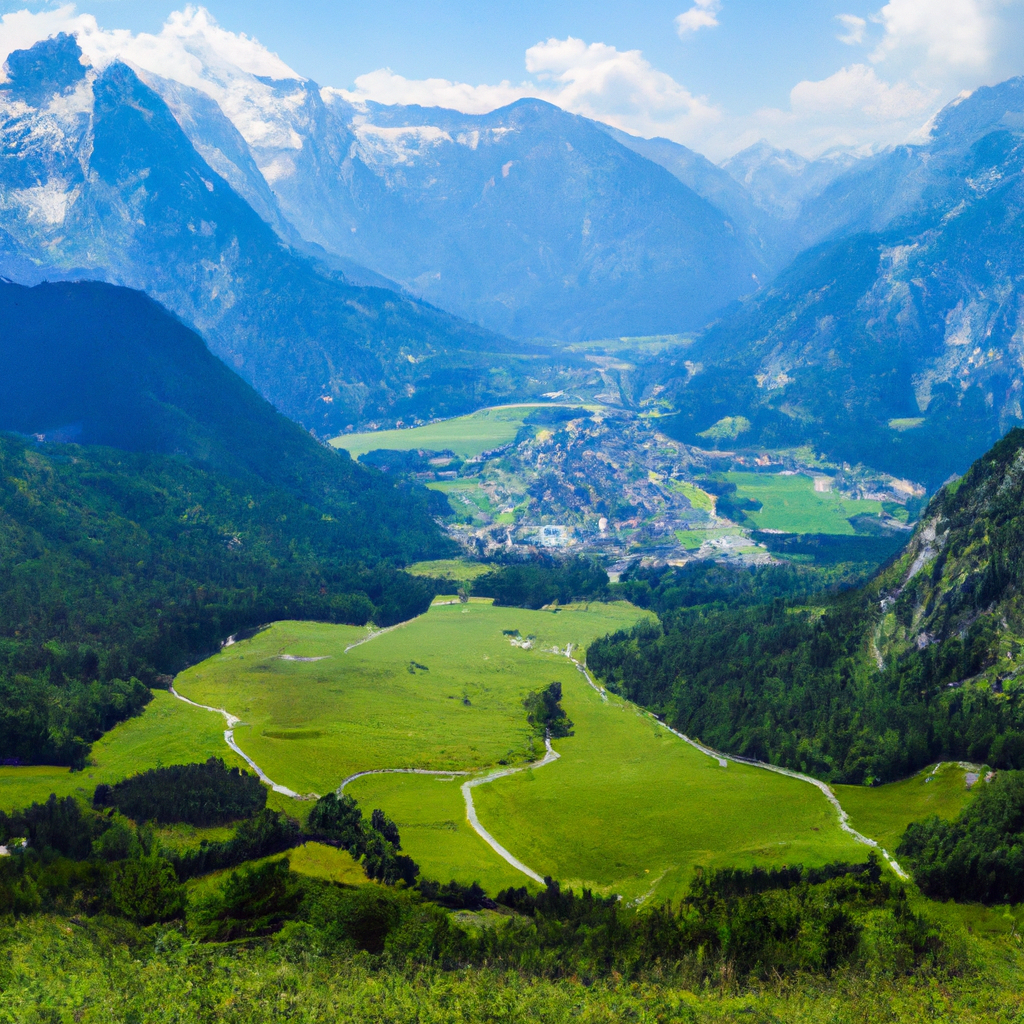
[
  {"xmin": 5, "ymin": 9, "xmax": 1024, "ymax": 1020},
  {"xmin": 333, "ymin": 401, "xmax": 920, "ymax": 571}
]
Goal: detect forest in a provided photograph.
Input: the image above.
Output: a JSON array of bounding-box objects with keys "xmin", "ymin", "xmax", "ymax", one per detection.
[
  {"xmin": 588, "ymin": 430, "xmax": 1024, "ymax": 784},
  {"xmin": 0, "ymin": 434, "xmax": 445, "ymax": 767}
]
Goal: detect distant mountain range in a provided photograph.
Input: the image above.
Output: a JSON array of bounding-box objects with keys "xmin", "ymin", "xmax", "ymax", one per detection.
[
  {"xmin": 0, "ymin": 34, "xmax": 538, "ymax": 435},
  {"xmin": 657, "ymin": 77, "xmax": 1024, "ymax": 488},
  {"xmin": 6, "ymin": 27, "xmax": 1024, "ymax": 486}
]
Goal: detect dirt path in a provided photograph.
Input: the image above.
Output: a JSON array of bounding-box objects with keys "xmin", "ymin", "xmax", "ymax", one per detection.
[
  {"xmin": 460, "ymin": 735, "xmax": 560, "ymax": 884},
  {"xmin": 563, "ymin": 654, "xmax": 909, "ymax": 881},
  {"xmin": 168, "ymin": 686, "xmax": 316, "ymax": 800}
]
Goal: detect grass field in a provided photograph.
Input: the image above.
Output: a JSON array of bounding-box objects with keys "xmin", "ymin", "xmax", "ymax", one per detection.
[
  {"xmin": 407, "ymin": 559, "xmax": 491, "ymax": 582},
  {"xmin": 0, "ymin": 691, "xmax": 248, "ymax": 812},
  {"xmin": 836, "ymin": 762, "xmax": 978, "ymax": 853},
  {"xmin": 465, "ymin": 687, "xmax": 865, "ymax": 903},
  {"xmin": 171, "ymin": 603, "xmax": 648, "ymax": 798},
  {"xmin": 3, "ymin": 599, "xmax": 949, "ymax": 905},
  {"xmin": 345, "ymin": 772, "xmax": 530, "ymax": 895},
  {"xmin": 330, "ymin": 406, "xmax": 548, "ymax": 459},
  {"xmin": 726, "ymin": 472, "xmax": 883, "ymax": 535}
]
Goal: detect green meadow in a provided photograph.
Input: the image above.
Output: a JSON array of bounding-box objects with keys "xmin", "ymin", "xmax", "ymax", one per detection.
[
  {"xmin": 465, "ymin": 688, "xmax": 864, "ymax": 903},
  {"xmin": 2, "ymin": 599, "xmax": 951, "ymax": 904},
  {"xmin": 836, "ymin": 761, "xmax": 979, "ymax": 853},
  {"xmin": 170, "ymin": 602, "xmax": 648, "ymax": 798},
  {"xmin": 0, "ymin": 690, "xmax": 247, "ymax": 812},
  {"xmin": 406, "ymin": 558, "xmax": 492, "ymax": 583},
  {"xmin": 329, "ymin": 405, "xmax": 547, "ymax": 459},
  {"xmin": 726, "ymin": 471, "xmax": 882, "ymax": 534},
  {"xmin": 345, "ymin": 771, "xmax": 530, "ymax": 895}
]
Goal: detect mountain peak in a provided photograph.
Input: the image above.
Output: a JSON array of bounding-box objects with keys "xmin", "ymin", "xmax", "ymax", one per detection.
[
  {"xmin": 2, "ymin": 32, "xmax": 88, "ymax": 107},
  {"xmin": 930, "ymin": 75, "xmax": 1024, "ymax": 151}
]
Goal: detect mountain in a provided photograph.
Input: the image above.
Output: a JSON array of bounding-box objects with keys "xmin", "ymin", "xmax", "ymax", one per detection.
[
  {"xmin": 148, "ymin": 72, "xmax": 767, "ymax": 339},
  {"xmin": 0, "ymin": 34, "xmax": 532, "ymax": 434},
  {"xmin": 0, "ymin": 278, "xmax": 447, "ymax": 550},
  {"xmin": 721, "ymin": 141, "xmax": 862, "ymax": 220},
  {"xmin": 0, "ymin": 278, "xmax": 452, "ymax": 765},
  {"xmin": 653, "ymin": 80, "xmax": 1024, "ymax": 488},
  {"xmin": 595, "ymin": 125, "xmax": 786, "ymax": 269}
]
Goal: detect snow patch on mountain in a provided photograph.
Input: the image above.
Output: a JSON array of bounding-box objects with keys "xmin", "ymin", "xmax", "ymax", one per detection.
[{"xmin": 353, "ymin": 124, "xmax": 454, "ymax": 166}]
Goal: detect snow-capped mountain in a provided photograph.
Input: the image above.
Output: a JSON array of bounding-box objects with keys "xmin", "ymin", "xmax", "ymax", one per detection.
[
  {"xmin": 0, "ymin": 33, "xmax": 517, "ymax": 434},
  {"xmin": 23, "ymin": 7, "xmax": 766, "ymax": 341}
]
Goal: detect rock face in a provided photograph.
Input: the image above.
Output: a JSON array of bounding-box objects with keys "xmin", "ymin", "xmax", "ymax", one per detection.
[
  {"xmin": 0, "ymin": 35, "xmax": 521, "ymax": 435},
  {"xmin": 655, "ymin": 79, "xmax": 1024, "ymax": 488}
]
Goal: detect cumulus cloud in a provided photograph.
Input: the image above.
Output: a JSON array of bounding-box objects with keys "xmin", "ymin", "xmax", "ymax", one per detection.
[
  {"xmin": 330, "ymin": 70, "xmax": 525, "ymax": 114},
  {"xmin": 871, "ymin": 0, "xmax": 994, "ymax": 69},
  {"xmin": 341, "ymin": 36, "xmax": 719, "ymax": 144},
  {"xmin": 790, "ymin": 63, "xmax": 934, "ymax": 119},
  {"xmin": 675, "ymin": 0, "xmax": 722, "ymax": 37},
  {"xmin": 836, "ymin": 14, "xmax": 867, "ymax": 45}
]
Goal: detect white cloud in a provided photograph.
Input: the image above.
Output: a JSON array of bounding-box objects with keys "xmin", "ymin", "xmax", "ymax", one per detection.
[
  {"xmin": 524, "ymin": 37, "xmax": 718, "ymax": 130},
  {"xmin": 341, "ymin": 36, "xmax": 719, "ymax": 144},
  {"xmin": 871, "ymin": 0, "xmax": 994, "ymax": 70},
  {"xmin": 675, "ymin": 0, "xmax": 722, "ymax": 37},
  {"xmin": 1, "ymin": 2, "xmax": 1020, "ymax": 163},
  {"xmin": 836, "ymin": 14, "xmax": 867, "ymax": 45},
  {"xmin": 331, "ymin": 70, "xmax": 527, "ymax": 115},
  {"xmin": 790, "ymin": 63, "xmax": 934, "ymax": 119}
]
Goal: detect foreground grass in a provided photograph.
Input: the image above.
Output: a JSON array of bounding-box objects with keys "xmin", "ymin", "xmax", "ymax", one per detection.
[
  {"xmin": 726, "ymin": 472, "xmax": 882, "ymax": 535},
  {"xmin": 1, "ymin": 915, "xmax": 1022, "ymax": 1024}
]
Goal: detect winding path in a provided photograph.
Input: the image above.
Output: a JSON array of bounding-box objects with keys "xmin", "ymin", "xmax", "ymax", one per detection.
[
  {"xmin": 170, "ymin": 625, "xmax": 909, "ymax": 886},
  {"xmin": 563, "ymin": 654, "xmax": 909, "ymax": 880},
  {"xmin": 169, "ymin": 686, "xmax": 314, "ymax": 800}
]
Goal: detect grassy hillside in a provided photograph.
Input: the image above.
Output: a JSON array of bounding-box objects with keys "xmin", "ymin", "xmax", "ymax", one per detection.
[{"xmin": 169, "ymin": 601, "xmax": 864, "ymax": 902}]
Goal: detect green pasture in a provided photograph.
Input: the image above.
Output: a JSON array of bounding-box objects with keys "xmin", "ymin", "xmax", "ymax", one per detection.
[
  {"xmin": 835, "ymin": 762, "xmax": 979, "ymax": 854},
  {"xmin": 726, "ymin": 472, "xmax": 883, "ymax": 535},
  {"xmin": 467, "ymin": 687, "xmax": 866, "ymax": 903},
  {"xmin": 0, "ymin": 691, "xmax": 247, "ymax": 812},
  {"xmin": 171, "ymin": 603, "xmax": 648, "ymax": 798},
  {"xmin": 407, "ymin": 559, "xmax": 491, "ymax": 583},
  {"xmin": 346, "ymin": 772, "xmax": 530, "ymax": 896},
  {"xmin": 330, "ymin": 406, "xmax": 545, "ymax": 459},
  {"xmin": 428, "ymin": 480, "xmax": 497, "ymax": 522},
  {"xmin": 668, "ymin": 479, "xmax": 716, "ymax": 513}
]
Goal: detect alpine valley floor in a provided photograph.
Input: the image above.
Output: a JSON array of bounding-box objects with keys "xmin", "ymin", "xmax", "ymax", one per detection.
[{"xmin": 1, "ymin": 598, "xmax": 983, "ymax": 904}]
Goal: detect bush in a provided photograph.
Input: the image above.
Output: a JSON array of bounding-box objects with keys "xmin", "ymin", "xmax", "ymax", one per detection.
[
  {"xmin": 96, "ymin": 758, "xmax": 266, "ymax": 826},
  {"xmin": 190, "ymin": 858, "xmax": 303, "ymax": 941}
]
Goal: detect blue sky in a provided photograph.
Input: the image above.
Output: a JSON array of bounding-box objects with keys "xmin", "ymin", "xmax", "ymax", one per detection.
[{"xmin": 2, "ymin": 1, "xmax": 1023, "ymax": 158}]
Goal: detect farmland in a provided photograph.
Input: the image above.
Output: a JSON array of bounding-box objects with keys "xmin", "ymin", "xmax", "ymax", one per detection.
[
  {"xmin": 329, "ymin": 406, "xmax": 548, "ymax": 459},
  {"xmin": 726, "ymin": 471, "xmax": 883, "ymax": 534}
]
